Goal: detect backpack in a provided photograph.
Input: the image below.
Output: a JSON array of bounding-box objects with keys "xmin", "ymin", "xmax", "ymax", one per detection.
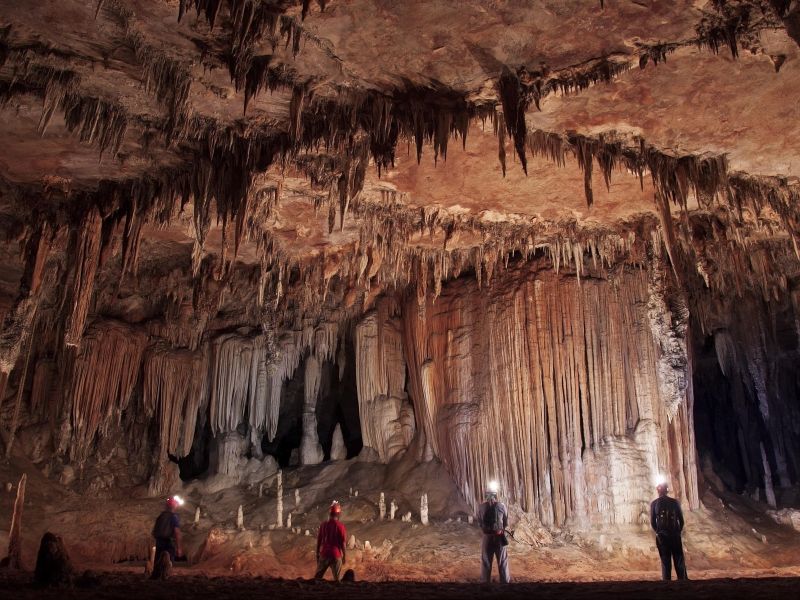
[
  {"xmin": 481, "ymin": 502, "xmax": 503, "ymax": 533},
  {"xmin": 152, "ymin": 511, "xmax": 175, "ymax": 539},
  {"xmin": 654, "ymin": 500, "xmax": 680, "ymax": 533}
]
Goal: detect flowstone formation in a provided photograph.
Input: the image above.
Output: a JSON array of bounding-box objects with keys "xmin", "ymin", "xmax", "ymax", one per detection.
[{"xmin": 1, "ymin": 0, "xmax": 800, "ymax": 575}]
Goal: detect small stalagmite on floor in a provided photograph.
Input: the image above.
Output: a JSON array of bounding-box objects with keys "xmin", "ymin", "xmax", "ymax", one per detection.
[{"xmin": 1, "ymin": 473, "xmax": 26, "ymax": 569}]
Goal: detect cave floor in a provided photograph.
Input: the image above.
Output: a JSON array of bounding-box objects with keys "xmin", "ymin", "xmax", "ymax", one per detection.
[
  {"xmin": 2, "ymin": 570, "xmax": 800, "ymax": 600},
  {"xmin": 3, "ymin": 456, "xmax": 800, "ymax": 590}
]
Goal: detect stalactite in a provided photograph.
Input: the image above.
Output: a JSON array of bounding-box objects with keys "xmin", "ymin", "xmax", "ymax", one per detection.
[
  {"xmin": 209, "ymin": 333, "xmax": 258, "ymax": 436},
  {"xmin": 64, "ymin": 208, "xmax": 103, "ymax": 348},
  {"xmin": 497, "ymin": 68, "xmax": 528, "ymax": 175},
  {"xmin": 143, "ymin": 344, "xmax": 209, "ymax": 460},
  {"xmin": 4, "ymin": 316, "xmax": 36, "ymax": 458},
  {"xmin": 0, "ymin": 223, "xmax": 53, "ymax": 383},
  {"xmin": 68, "ymin": 320, "xmax": 148, "ymax": 466}
]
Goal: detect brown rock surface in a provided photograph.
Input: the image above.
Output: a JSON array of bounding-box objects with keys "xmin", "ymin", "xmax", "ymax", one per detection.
[{"xmin": 1, "ymin": 0, "xmax": 800, "ymax": 584}]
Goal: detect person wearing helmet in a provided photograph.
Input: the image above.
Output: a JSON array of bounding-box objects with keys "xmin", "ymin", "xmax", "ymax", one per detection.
[
  {"xmin": 315, "ymin": 501, "xmax": 347, "ymax": 581},
  {"xmin": 478, "ymin": 482, "xmax": 510, "ymax": 583},
  {"xmin": 152, "ymin": 496, "xmax": 184, "ymax": 564},
  {"xmin": 650, "ymin": 481, "xmax": 687, "ymax": 580}
]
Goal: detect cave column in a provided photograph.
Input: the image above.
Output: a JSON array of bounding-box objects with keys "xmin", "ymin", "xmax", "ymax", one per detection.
[{"xmin": 300, "ymin": 355, "xmax": 323, "ymax": 465}]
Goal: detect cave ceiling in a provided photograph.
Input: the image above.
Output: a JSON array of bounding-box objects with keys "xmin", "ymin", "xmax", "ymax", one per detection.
[{"xmin": 1, "ymin": 0, "xmax": 800, "ymax": 326}]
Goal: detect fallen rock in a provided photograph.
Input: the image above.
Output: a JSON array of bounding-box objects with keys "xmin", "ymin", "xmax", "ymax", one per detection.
[{"xmin": 34, "ymin": 532, "xmax": 74, "ymax": 587}]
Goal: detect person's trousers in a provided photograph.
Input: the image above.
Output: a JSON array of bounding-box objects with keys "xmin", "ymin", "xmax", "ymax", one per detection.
[
  {"xmin": 314, "ymin": 556, "xmax": 343, "ymax": 581},
  {"xmin": 480, "ymin": 534, "xmax": 511, "ymax": 583},
  {"xmin": 656, "ymin": 532, "xmax": 688, "ymax": 580}
]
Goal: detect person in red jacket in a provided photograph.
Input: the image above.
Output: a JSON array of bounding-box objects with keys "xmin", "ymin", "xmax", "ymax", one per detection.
[{"xmin": 315, "ymin": 501, "xmax": 347, "ymax": 581}]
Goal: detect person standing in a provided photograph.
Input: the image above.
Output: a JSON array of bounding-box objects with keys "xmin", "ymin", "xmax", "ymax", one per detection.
[
  {"xmin": 152, "ymin": 496, "xmax": 184, "ymax": 563},
  {"xmin": 650, "ymin": 481, "xmax": 688, "ymax": 580},
  {"xmin": 315, "ymin": 500, "xmax": 347, "ymax": 581},
  {"xmin": 478, "ymin": 482, "xmax": 511, "ymax": 583}
]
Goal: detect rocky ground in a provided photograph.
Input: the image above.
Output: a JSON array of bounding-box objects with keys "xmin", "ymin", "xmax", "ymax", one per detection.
[
  {"xmin": 2, "ymin": 450, "xmax": 800, "ymax": 590},
  {"xmin": 4, "ymin": 571, "xmax": 800, "ymax": 600}
]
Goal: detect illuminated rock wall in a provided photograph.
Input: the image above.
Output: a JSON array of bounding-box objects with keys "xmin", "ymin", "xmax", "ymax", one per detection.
[{"xmin": 400, "ymin": 264, "xmax": 699, "ymax": 527}]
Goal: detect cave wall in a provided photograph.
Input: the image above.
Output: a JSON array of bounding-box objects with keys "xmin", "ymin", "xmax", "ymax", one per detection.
[
  {"xmin": 394, "ymin": 263, "xmax": 698, "ymax": 527},
  {"xmin": 0, "ymin": 314, "xmax": 353, "ymax": 493},
  {"xmin": 692, "ymin": 289, "xmax": 800, "ymax": 507}
]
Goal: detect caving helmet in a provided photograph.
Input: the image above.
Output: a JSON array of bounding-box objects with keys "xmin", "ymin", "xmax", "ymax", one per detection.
[
  {"xmin": 165, "ymin": 495, "xmax": 184, "ymax": 510},
  {"xmin": 485, "ymin": 480, "xmax": 499, "ymax": 500},
  {"xmin": 330, "ymin": 500, "xmax": 342, "ymax": 516}
]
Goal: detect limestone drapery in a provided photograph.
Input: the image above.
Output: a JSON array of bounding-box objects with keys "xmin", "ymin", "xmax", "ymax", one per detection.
[
  {"xmin": 401, "ymin": 265, "xmax": 698, "ymax": 526},
  {"xmin": 355, "ymin": 303, "xmax": 415, "ymax": 463}
]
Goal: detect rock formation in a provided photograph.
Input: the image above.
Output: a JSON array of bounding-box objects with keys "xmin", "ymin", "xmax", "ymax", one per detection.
[
  {"xmin": 34, "ymin": 533, "xmax": 74, "ymax": 587},
  {"xmin": 0, "ymin": 0, "xmax": 799, "ymax": 561}
]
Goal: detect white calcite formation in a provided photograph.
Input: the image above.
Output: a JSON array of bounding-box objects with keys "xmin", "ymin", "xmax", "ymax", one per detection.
[
  {"xmin": 420, "ymin": 494, "xmax": 429, "ymax": 525},
  {"xmin": 355, "ymin": 308, "xmax": 416, "ymax": 463},
  {"xmin": 379, "ymin": 492, "xmax": 386, "ymax": 520},
  {"xmin": 300, "ymin": 355, "xmax": 324, "ymax": 465},
  {"xmin": 276, "ymin": 470, "xmax": 284, "ymax": 528},
  {"xmin": 330, "ymin": 424, "xmax": 347, "ymax": 461},
  {"xmin": 390, "ymin": 500, "xmax": 398, "ymax": 520}
]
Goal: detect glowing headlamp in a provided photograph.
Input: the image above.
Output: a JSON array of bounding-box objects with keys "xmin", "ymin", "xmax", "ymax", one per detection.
[
  {"xmin": 172, "ymin": 495, "xmax": 185, "ymax": 506},
  {"xmin": 487, "ymin": 480, "xmax": 499, "ymax": 493}
]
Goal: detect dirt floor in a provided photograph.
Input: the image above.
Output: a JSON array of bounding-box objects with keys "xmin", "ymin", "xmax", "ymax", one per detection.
[
  {"xmin": 2, "ymin": 449, "xmax": 800, "ymax": 595},
  {"xmin": 3, "ymin": 570, "xmax": 800, "ymax": 599}
]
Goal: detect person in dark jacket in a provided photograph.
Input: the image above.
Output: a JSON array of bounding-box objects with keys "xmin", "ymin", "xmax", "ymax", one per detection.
[
  {"xmin": 650, "ymin": 481, "xmax": 687, "ymax": 580},
  {"xmin": 152, "ymin": 496, "xmax": 184, "ymax": 562},
  {"xmin": 477, "ymin": 482, "xmax": 511, "ymax": 583},
  {"xmin": 315, "ymin": 501, "xmax": 347, "ymax": 581}
]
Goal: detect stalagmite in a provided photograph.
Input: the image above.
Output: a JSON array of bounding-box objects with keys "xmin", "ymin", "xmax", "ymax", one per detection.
[
  {"xmin": 276, "ymin": 471, "xmax": 283, "ymax": 528},
  {"xmin": 390, "ymin": 500, "xmax": 398, "ymax": 520},
  {"xmin": 144, "ymin": 545, "xmax": 156, "ymax": 577},
  {"xmin": 379, "ymin": 493, "xmax": 386, "ymax": 519},
  {"xmin": 761, "ymin": 443, "xmax": 777, "ymax": 508},
  {"xmin": 194, "ymin": 507, "xmax": 201, "ymax": 525},
  {"xmin": 5, "ymin": 473, "xmax": 26, "ymax": 569},
  {"xmin": 295, "ymin": 488, "xmax": 301, "ymax": 507},
  {"xmin": 300, "ymin": 355, "xmax": 324, "ymax": 465},
  {"xmin": 402, "ymin": 512, "xmax": 412, "ymax": 523},
  {"xmin": 237, "ymin": 505, "xmax": 244, "ymax": 530},
  {"xmin": 286, "ymin": 512, "xmax": 292, "ymax": 529},
  {"xmin": 420, "ymin": 494, "xmax": 429, "ymax": 525},
  {"xmin": 330, "ymin": 424, "xmax": 347, "ymax": 460}
]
